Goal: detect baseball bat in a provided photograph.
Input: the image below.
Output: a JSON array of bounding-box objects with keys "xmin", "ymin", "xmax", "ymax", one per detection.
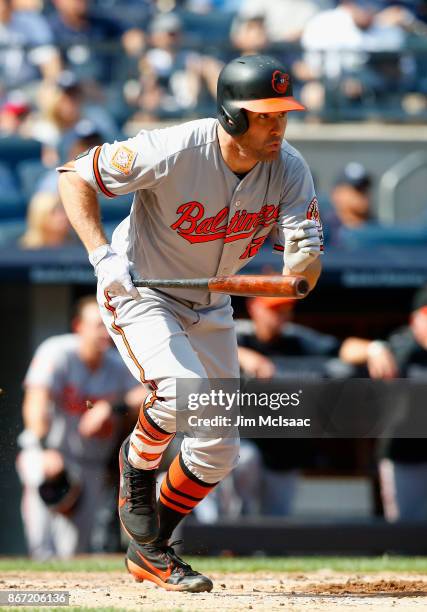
[{"xmin": 133, "ymin": 275, "xmax": 309, "ymax": 298}]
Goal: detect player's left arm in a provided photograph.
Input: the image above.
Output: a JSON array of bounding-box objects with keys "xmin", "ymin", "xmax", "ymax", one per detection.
[
  {"xmin": 284, "ymin": 256, "xmax": 321, "ymax": 291},
  {"xmin": 276, "ymin": 151, "xmax": 324, "ymax": 292}
]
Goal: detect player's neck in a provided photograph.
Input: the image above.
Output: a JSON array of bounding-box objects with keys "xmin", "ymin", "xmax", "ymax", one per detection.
[{"xmin": 217, "ymin": 125, "xmax": 258, "ymax": 174}]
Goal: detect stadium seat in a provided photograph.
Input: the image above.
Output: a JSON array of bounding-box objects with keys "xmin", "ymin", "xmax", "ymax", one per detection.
[
  {"xmin": 0, "ymin": 137, "xmax": 42, "ymax": 169},
  {"xmin": 0, "ymin": 194, "xmax": 27, "ymax": 217},
  {"xmin": 0, "ymin": 161, "xmax": 22, "ymax": 198}
]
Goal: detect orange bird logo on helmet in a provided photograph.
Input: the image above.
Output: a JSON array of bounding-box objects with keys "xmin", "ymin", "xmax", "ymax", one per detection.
[{"xmin": 271, "ymin": 71, "xmax": 289, "ymax": 94}]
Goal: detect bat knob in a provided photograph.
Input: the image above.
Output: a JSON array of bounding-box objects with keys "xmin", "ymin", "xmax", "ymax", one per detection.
[{"xmin": 295, "ymin": 277, "xmax": 310, "ymax": 298}]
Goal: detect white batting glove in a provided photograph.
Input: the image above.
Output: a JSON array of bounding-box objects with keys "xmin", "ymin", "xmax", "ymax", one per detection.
[
  {"xmin": 88, "ymin": 244, "xmax": 141, "ymax": 300},
  {"xmin": 284, "ymin": 219, "xmax": 322, "ymax": 273}
]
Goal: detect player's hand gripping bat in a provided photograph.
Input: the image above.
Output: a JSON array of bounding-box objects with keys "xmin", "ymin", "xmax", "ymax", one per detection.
[{"xmin": 133, "ymin": 275, "xmax": 309, "ymax": 298}]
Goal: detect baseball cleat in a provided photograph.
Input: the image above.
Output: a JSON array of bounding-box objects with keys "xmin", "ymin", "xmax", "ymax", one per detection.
[
  {"xmin": 126, "ymin": 538, "xmax": 213, "ymax": 592},
  {"xmin": 118, "ymin": 435, "xmax": 159, "ymax": 544}
]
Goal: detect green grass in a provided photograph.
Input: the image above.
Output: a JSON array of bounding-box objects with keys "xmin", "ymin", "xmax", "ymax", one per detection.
[{"xmin": 1, "ymin": 555, "xmax": 427, "ymax": 574}]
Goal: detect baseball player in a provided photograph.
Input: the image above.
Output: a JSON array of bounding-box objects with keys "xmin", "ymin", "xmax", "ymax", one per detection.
[
  {"xmin": 16, "ymin": 296, "xmax": 145, "ymax": 559},
  {"xmin": 58, "ymin": 54, "xmax": 323, "ymax": 592}
]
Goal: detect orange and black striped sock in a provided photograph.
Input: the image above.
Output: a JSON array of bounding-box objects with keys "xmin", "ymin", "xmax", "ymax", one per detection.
[
  {"xmin": 157, "ymin": 452, "xmax": 218, "ymax": 542},
  {"xmin": 128, "ymin": 396, "xmax": 174, "ymax": 470}
]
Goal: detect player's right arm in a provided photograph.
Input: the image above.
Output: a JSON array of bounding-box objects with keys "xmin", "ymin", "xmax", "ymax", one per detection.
[
  {"xmin": 58, "ymin": 133, "xmax": 167, "ymax": 299},
  {"xmin": 58, "ymin": 159, "xmax": 141, "ymax": 299},
  {"xmin": 58, "ymin": 160, "xmax": 108, "ymax": 253},
  {"xmin": 22, "ymin": 386, "xmax": 51, "ymax": 440}
]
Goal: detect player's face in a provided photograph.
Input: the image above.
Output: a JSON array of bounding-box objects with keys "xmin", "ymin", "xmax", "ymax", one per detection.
[
  {"xmin": 238, "ymin": 110, "xmax": 287, "ymax": 162},
  {"xmin": 249, "ymin": 301, "xmax": 293, "ymax": 341},
  {"xmin": 76, "ymin": 303, "xmax": 111, "ymax": 353}
]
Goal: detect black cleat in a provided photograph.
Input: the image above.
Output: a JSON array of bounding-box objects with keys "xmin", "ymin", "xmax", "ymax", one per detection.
[
  {"xmin": 118, "ymin": 435, "xmax": 159, "ymax": 544},
  {"xmin": 126, "ymin": 538, "xmax": 213, "ymax": 592}
]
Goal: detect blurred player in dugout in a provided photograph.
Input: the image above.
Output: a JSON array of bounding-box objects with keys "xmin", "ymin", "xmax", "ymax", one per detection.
[
  {"xmin": 340, "ymin": 287, "xmax": 427, "ymax": 522},
  {"xmin": 16, "ymin": 296, "xmax": 146, "ymax": 559}
]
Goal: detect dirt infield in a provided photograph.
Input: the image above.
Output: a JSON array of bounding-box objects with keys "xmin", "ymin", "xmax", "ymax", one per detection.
[{"xmin": 2, "ymin": 570, "xmax": 427, "ymax": 610}]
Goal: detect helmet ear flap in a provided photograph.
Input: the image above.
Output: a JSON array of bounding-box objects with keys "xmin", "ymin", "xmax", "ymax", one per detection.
[{"xmin": 218, "ymin": 104, "xmax": 248, "ymax": 136}]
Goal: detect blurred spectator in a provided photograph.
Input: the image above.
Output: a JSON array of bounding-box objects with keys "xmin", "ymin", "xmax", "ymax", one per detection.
[
  {"xmin": 0, "ymin": 92, "xmax": 31, "ymax": 136},
  {"xmin": 339, "ymin": 287, "xmax": 427, "ymax": 521},
  {"xmin": 323, "ymin": 162, "xmax": 377, "ymax": 247},
  {"xmin": 230, "ymin": 14, "xmax": 269, "ymax": 55},
  {"xmin": 29, "ymin": 72, "xmax": 83, "ymax": 162},
  {"xmin": 300, "ymin": 0, "xmax": 412, "ymax": 112},
  {"xmin": 236, "ymin": 0, "xmax": 325, "ymax": 43},
  {"xmin": 29, "ymin": 71, "xmax": 116, "ymax": 165},
  {"xmin": 47, "ymin": 0, "xmax": 125, "ymax": 82},
  {"xmin": 19, "ymin": 191, "xmax": 75, "ymax": 248},
  {"xmin": 127, "ymin": 12, "xmax": 222, "ymax": 122},
  {"xmin": 36, "ymin": 118, "xmax": 102, "ymax": 194},
  {"xmin": 16, "ymin": 295, "xmax": 146, "ymax": 558},
  {"xmin": 0, "ymin": 0, "xmax": 61, "ymax": 90}
]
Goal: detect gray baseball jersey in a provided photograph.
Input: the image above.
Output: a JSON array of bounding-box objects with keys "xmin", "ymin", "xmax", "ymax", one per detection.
[
  {"xmin": 75, "ymin": 118, "xmax": 323, "ymax": 305},
  {"xmin": 24, "ymin": 334, "xmax": 138, "ymax": 463}
]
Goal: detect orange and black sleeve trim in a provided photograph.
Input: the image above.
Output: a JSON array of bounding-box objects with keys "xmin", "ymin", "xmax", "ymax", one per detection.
[{"xmin": 93, "ymin": 146, "xmax": 116, "ymax": 198}]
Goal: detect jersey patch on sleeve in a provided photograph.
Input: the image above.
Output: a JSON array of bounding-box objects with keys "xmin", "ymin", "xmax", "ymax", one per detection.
[
  {"xmin": 110, "ymin": 145, "xmax": 137, "ymax": 175},
  {"xmin": 307, "ymin": 196, "xmax": 324, "ymax": 251}
]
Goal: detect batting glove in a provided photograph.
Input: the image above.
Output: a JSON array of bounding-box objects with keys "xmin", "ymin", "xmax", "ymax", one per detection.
[
  {"xmin": 284, "ymin": 219, "xmax": 322, "ymax": 273},
  {"xmin": 89, "ymin": 244, "xmax": 141, "ymax": 300}
]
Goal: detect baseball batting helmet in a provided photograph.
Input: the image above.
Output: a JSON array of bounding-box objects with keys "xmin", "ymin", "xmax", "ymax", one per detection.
[{"xmin": 217, "ymin": 54, "xmax": 305, "ymax": 136}]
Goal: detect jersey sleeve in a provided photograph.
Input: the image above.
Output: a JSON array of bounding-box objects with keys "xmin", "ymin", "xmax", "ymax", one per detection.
[
  {"xmin": 74, "ymin": 129, "xmax": 169, "ymax": 197},
  {"xmin": 24, "ymin": 338, "xmax": 67, "ymax": 394},
  {"xmin": 273, "ymin": 152, "xmax": 324, "ymax": 255}
]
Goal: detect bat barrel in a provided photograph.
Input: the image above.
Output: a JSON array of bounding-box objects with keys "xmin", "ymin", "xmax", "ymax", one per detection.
[
  {"xmin": 133, "ymin": 275, "xmax": 309, "ymax": 298},
  {"xmin": 209, "ymin": 275, "xmax": 309, "ymax": 298}
]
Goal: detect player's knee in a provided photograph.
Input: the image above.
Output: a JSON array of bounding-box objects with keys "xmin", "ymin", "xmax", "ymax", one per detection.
[
  {"xmin": 227, "ymin": 436, "xmax": 241, "ymax": 467},
  {"xmin": 152, "ymin": 375, "xmax": 211, "ymax": 412},
  {"xmin": 183, "ymin": 436, "xmax": 240, "ymax": 483}
]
